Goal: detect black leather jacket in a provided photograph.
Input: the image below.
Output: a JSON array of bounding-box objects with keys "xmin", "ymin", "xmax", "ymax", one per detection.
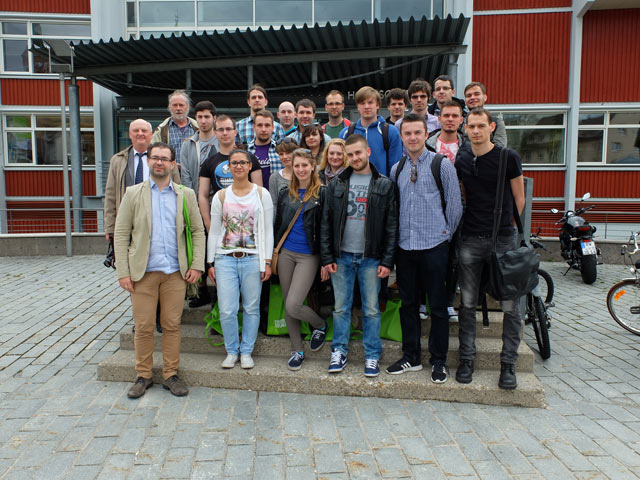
[
  {"xmin": 274, "ymin": 186, "xmax": 325, "ymax": 255},
  {"xmin": 320, "ymin": 164, "xmax": 397, "ymax": 268}
]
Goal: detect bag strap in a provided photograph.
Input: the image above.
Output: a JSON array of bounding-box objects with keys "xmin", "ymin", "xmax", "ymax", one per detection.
[
  {"xmin": 274, "ymin": 202, "xmax": 304, "ymax": 254},
  {"xmin": 382, "ymin": 122, "xmax": 390, "ymax": 175},
  {"xmin": 430, "ymin": 153, "xmax": 447, "ymax": 221},
  {"xmin": 491, "ymin": 147, "xmax": 509, "ymax": 245},
  {"xmin": 394, "ymin": 156, "xmax": 407, "ymax": 183}
]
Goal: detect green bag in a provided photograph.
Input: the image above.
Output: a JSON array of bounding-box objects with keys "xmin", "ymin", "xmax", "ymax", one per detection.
[
  {"xmin": 181, "ymin": 188, "xmax": 193, "ymax": 268},
  {"xmin": 379, "ymin": 299, "xmax": 402, "ymax": 342},
  {"xmin": 266, "ymin": 284, "xmax": 289, "ymax": 335}
]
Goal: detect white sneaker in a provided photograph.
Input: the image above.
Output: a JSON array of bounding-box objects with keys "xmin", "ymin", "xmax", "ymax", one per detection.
[
  {"xmin": 221, "ymin": 354, "xmax": 238, "ymax": 369},
  {"xmin": 241, "ymin": 354, "xmax": 254, "ymax": 369},
  {"xmin": 448, "ymin": 307, "xmax": 457, "ymax": 318}
]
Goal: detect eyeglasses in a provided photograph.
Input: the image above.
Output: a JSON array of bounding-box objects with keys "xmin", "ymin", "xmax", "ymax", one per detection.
[
  {"xmin": 230, "ymin": 160, "xmax": 250, "ymax": 167},
  {"xmin": 215, "ymin": 127, "xmax": 235, "ymax": 132},
  {"xmin": 410, "ymin": 164, "xmax": 418, "ymax": 183},
  {"xmin": 410, "ymin": 94, "xmax": 428, "ymax": 100},
  {"xmin": 276, "ymin": 137, "xmax": 295, "ymax": 145},
  {"xmin": 434, "ymin": 86, "xmax": 452, "ymax": 92},
  {"xmin": 471, "ymin": 156, "xmax": 478, "ymax": 176},
  {"xmin": 149, "ymin": 155, "xmax": 172, "ymax": 163}
]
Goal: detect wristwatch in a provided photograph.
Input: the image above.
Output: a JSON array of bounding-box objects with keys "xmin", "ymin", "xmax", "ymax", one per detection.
[{"xmin": 265, "ymin": 261, "xmax": 272, "ymax": 266}]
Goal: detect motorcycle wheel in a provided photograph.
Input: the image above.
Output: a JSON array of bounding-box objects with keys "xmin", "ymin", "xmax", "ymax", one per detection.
[{"xmin": 580, "ymin": 255, "xmax": 597, "ymax": 284}]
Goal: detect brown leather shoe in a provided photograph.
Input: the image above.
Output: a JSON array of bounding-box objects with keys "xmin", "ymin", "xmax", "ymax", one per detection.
[
  {"xmin": 128, "ymin": 377, "xmax": 153, "ymax": 399},
  {"xmin": 163, "ymin": 375, "xmax": 188, "ymax": 396}
]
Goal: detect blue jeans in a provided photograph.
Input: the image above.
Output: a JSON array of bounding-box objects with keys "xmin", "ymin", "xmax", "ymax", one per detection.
[
  {"xmin": 215, "ymin": 254, "xmax": 262, "ymax": 355},
  {"xmin": 330, "ymin": 252, "xmax": 382, "ymax": 360}
]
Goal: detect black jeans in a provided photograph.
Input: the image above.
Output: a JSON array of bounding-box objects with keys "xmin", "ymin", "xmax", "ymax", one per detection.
[{"xmin": 396, "ymin": 242, "xmax": 450, "ymax": 366}]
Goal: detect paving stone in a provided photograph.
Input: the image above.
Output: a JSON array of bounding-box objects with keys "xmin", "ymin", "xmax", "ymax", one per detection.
[
  {"xmin": 194, "ymin": 432, "xmax": 226, "ymax": 462},
  {"xmin": 345, "ymin": 452, "xmax": 381, "ymax": 479},
  {"xmin": 396, "ymin": 436, "xmax": 434, "ymax": 465},
  {"xmin": 488, "ymin": 444, "xmax": 536, "ymax": 475},
  {"xmin": 372, "ymin": 447, "xmax": 411, "ymax": 478},
  {"xmin": 432, "ymin": 445, "xmax": 476, "ymax": 477},
  {"xmin": 314, "ymin": 443, "xmax": 346, "ymax": 474},
  {"xmin": 97, "ymin": 453, "xmax": 134, "ymax": 480},
  {"xmin": 14, "ymin": 440, "xmax": 55, "ymax": 468},
  {"xmin": 224, "ymin": 445, "xmax": 254, "ymax": 477},
  {"xmin": 284, "ymin": 436, "xmax": 314, "ymax": 467},
  {"xmin": 76, "ymin": 436, "xmax": 116, "ymax": 466},
  {"xmin": 159, "ymin": 447, "xmax": 194, "ymax": 479},
  {"xmin": 191, "ymin": 461, "xmax": 223, "ymax": 479},
  {"xmin": 253, "ymin": 454, "xmax": 285, "ymax": 480}
]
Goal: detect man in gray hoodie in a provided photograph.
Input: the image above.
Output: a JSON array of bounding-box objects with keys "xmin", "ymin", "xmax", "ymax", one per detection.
[{"xmin": 180, "ymin": 101, "xmax": 218, "ymax": 195}]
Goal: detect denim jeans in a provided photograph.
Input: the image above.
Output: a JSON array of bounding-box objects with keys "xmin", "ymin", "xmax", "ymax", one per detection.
[
  {"xmin": 215, "ymin": 254, "xmax": 262, "ymax": 355},
  {"xmin": 330, "ymin": 252, "xmax": 382, "ymax": 360},
  {"xmin": 396, "ymin": 242, "xmax": 449, "ymax": 366},
  {"xmin": 457, "ymin": 235, "xmax": 522, "ymax": 365}
]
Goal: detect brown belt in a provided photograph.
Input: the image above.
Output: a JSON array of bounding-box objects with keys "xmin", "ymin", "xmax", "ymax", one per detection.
[{"xmin": 226, "ymin": 252, "xmax": 255, "ymax": 258}]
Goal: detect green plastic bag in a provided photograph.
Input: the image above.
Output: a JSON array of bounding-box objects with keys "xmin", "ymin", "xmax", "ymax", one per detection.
[
  {"xmin": 379, "ymin": 299, "xmax": 402, "ymax": 342},
  {"xmin": 266, "ymin": 284, "xmax": 289, "ymax": 335}
]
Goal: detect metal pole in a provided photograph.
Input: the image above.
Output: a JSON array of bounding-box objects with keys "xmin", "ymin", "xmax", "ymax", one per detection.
[
  {"xmin": 69, "ymin": 77, "xmax": 83, "ymax": 232},
  {"xmin": 60, "ymin": 73, "xmax": 72, "ymax": 256},
  {"xmin": 0, "ymin": 152, "xmax": 7, "ymax": 234}
]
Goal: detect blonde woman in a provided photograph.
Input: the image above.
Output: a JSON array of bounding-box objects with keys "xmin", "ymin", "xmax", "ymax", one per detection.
[
  {"xmin": 274, "ymin": 149, "xmax": 328, "ymax": 370},
  {"xmin": 318, "ymin": 138, "xmax": 347, "ymax": 185}
]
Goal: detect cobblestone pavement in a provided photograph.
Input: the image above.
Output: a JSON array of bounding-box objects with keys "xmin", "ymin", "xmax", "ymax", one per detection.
[{"xmin": 1, "ymin": 255, "xmax": 640, "ymax": 479}]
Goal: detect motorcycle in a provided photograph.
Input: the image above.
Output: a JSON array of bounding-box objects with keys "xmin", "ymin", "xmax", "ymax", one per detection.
[{"xmin": 551, "ymin": 192, "xmax": 601, "ymax": 284}]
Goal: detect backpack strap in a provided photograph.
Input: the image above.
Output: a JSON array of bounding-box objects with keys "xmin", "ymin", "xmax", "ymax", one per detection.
[
  {"xmin": 430, "ymin": 153, "xmax": 447, "ymax": 221},
  {"xmin": 346, "ymin": 122, "xmax": 356, "ymax": 138},
  {"xmin": 382, "ymin": 122, "xmax": 390, "ymax": 175},
  {"xmin": 394, "ymin": 156, "xmax": 407, "ymax": 184}
]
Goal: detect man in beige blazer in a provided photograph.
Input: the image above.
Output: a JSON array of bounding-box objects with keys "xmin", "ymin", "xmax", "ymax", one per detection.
[{"xmin": 115, "ymin": 141, "xmax": 205, "ymax": 399}]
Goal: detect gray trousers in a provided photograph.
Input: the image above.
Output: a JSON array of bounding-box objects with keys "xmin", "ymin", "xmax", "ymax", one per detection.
[
  {"xmin": 457, "ymin": 234, "xmax": 522, "ymax": 365},
  {"xmin": 278, "ymin": 248, "xmax": 325, "ymax": 352}
]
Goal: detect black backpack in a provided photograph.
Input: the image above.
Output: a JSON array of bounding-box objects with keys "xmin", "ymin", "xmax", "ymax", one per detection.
[
  {"xmin": 346, "ymin": 122, "xmax": 390, "ymax": 175},
  {"xmin": 393, "ymin": 153, "xmax": 448, "ymax": 220}
]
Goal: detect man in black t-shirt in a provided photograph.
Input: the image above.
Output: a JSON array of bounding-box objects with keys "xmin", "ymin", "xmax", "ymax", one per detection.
[{"xmin": 454, "ymin": 107, "xmax": 525, "ymax": 390}]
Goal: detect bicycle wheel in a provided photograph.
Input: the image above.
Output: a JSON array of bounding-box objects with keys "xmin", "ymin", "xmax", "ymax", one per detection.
[
  {"xmin": 537, "ymin": 269, "xmax": 554, "ymax": 305},
  {"xmin": 607, "ymin": 279, "xmax": 640, "ymax": 336},
  {"xmin": 528, "ymin": 294, "xmax": 551, "ymax": 359}
]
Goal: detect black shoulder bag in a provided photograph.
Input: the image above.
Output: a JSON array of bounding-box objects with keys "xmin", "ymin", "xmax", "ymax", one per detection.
[{"xmin": 487, "ymin": 148, "xmax": 539, "ymax": 301}]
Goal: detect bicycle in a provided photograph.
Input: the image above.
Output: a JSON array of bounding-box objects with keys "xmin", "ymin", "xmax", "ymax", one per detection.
[
  {"xmin": 525, "ymin": 230, "xmax": 554, "ymax": 359},
  {"xmin": 607, "ymin": 231, "xmax": 640, "ymax": 336}
]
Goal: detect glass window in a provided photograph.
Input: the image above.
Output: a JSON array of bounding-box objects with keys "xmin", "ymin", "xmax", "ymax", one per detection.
[
  {"xmin": 139, "ymin": 1, "xmax": 195, "ymax": 27},
  {"xmin": 198, "ymin": 1, "xmax": 252, "ymax": 26},
  {"xmin": 577, "ymin": 130, "xmax": 603, "ymax": 163},
  {"xmin": 7, "ymin": 132, "xmax": 32, "ymax": 164},
  {"xmin": 127, "ymin": 2, "xmax": 137, "ymax": 27},
  {"xmin": 610, "ymin": 112, "xmax": 640, "ymax": 125},
  {"xmin": 503, "ymin": 113, "xmax": 563, "ymax": 127},
  {"xmin": 31, "ymin": 45, "xmax": 50, "ymax": 73},
  {"xmin": 3, "ymin": 39, "xmax": 28, "ymax": 71},
  {"xmin": 255, "ymin": 0, "xmax": 311, "ymax": 26},
  {"xmin": 579, "ymin": 113, "xmax": 604, "ymax": 126},
  {"xmin": 507, "ymin": 128, "xmax": 565, "ymax": 165},
  {"xmin": 2, "ymin": 22, "xmax": 27, "ymax": 35},
  {"xmin": 606, "ymin": 128, "xmax": 640, "ymax": 165},
  {"xmin": 5, "ymin": 115, "xmax": 31, "ymax": 128},
  {"xmin": 32, "ymin": 23, "xmax": 91, "ymax": 37},
  {"xmin": 433, "ymin": 0, "xmax": 443, "ymax": 17},
  {"xmin": 315, "ymin": 0, "xmax": 371, "ymax": 24},
  {"xmin": 374, "ymin": 0, "xmax": 431, "ymax": 21},
  {"xmin": 36, "ymin": 115, "xmax": 62, "ymax": 128}
]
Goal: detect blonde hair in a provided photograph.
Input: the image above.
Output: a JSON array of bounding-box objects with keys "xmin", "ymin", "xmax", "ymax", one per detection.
[
  {"xmin": 289, "ymin": 149, "xmax": 322, "ymax": 202},
  {"xmin": 319, "ymin": 138, "xmax": 347, "ymax": 171}
]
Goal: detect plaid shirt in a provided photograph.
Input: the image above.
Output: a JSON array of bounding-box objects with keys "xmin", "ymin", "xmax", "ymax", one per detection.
[
  {"xmin": 247, "ymin": 140, "xmax": 282, "ymax": 173},
  {"xmin": 168, "ymin": 119, "xmax": 195, "ymax": 163},
  {"xmin": 390, "ymin": 149, "xmax": 463, "ymax": 251},
  {"xmin": 236, "ymin": 116, "xmax": 285, "ymax": 145}
]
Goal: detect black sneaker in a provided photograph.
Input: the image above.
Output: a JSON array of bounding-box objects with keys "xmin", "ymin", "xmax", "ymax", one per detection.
[
  {"xmin": 385, "ymin": 358, "xmax": 423, "ymax": 375},
  {"xmin": 309, "ymin": 324, "xmax": 327, "ymax": 351},
  {"xmin": 498, "ymin": 362, "xmax": 517, "ymax": 390},
  {"xmin": 287, "ymin": 351, "xmax": 304, "ymax": 371},
  {"xmin": 431, "ymin": 363, "xmax": 448, "ymax": 383},
  {"xmin": 455, "ymin": 360, "xmax": 474, "ymax": 384}
]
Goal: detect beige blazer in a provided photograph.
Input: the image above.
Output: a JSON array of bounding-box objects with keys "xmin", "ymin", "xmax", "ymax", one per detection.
[{"xmin": 114, "ymin": 179, "xmax": 205, "ymax": 281}]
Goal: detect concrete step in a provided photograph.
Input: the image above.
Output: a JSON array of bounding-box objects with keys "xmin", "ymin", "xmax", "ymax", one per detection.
[
  {"xmin": 97, "ymin": 350, "xmax": 545, "ymax": 408},
  {"xmin": 118, "ymin": 325, "xmax": 534, "ymax": 372},
  {"xmin": 180, "ymin": 302, "xmax": 508, "ymax": 338}
]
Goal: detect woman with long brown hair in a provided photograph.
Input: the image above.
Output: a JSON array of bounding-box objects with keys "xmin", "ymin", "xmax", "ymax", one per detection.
[
  {"xmin": 273, "ymin": 149, "xmax": 329, "ymax": 370},
  {"xmin": 299, "ymin": 124, "xmax": 326, "ymax": 162},
  {"xmin": 318, "ymin": 138, "xmax": 347, "ymax": 185}
]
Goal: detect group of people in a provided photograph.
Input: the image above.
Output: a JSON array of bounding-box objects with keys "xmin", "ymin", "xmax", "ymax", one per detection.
[{"xmin": 106, "ymin": 75, "xmax": 524, "ymax": 400}]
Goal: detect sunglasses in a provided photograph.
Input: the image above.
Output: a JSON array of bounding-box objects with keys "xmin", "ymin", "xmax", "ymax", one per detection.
[
  {"xmin": 410, "ymin": 164, "xmax": 418, "ymax": 183},
  {"xmin": 276, "ymin": 137, "xmax": 296, "ymax": 145}
]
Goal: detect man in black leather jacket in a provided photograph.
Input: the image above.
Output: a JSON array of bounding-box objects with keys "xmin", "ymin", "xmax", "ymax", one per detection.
[{"xmin": 320, "ymin": 134, "xmax": 398, "ymax": 377}]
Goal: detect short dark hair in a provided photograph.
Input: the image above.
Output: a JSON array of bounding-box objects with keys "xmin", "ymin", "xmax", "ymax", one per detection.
[
  {"xmin": 464, "ymin": 81, "xmax": 487, "ymax": 95},
  {"xmin": 344, "ymin": 133, "xmax": 368, "ymax": 149},
  {"xmin": 439, "ymin": 100, "xmax": 463, "ymax": 115},
  {"xmin": 229, "ymin": 149, "xmax": 251, "ymax": 162},
  {"xmin": 148, "ymin": 141, "xmax": 176, "ymax": 162},
  {"xmin": 408, "ymin": 78, "xmax": 432, "ymax": 97},
  {"xmin": 325, "ymin": 90, "xmax": 344, "ymax": 102},
  {"xmin": 466, "ymin": 107, "xmax": 493, "ymax": 125},
  {"xmin": 194, "ymin": 100, "xmax": 216, "ymax": 116},
  {"xmin": 295, "ymin": 98, "xmax": 316, "ymax": 113},
  {"xmin": 215, "ymin": 114, "xmax": 235, "ymax": 128},
  {"xmin": 247, "ymin": 84, "xmax": 267, "ymax": 99},
  {"xmin": 399, "ymin": 113, "xmax": 427, "ymax": 134},
  {"xmin": 385, "ymin": 88, "xmax": 410, "ymax": 107},
  {"xmin": 254, "ymin": 109, "xmax": 274, "ymax": 122},
  {"xmin": 434, "ymin": 75, "xmax": 454, "ymax": 90}
]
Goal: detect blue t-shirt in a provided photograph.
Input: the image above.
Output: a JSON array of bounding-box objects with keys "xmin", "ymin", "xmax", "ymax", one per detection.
[{"xmin": 283, "ymin": 189, "xmax": 312, "ymax": 254}]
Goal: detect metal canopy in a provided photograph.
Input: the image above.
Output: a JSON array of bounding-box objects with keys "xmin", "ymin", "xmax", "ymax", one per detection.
[{"xmin": 72, "ymin": 15, "xmax": 469, "ymax": 98}]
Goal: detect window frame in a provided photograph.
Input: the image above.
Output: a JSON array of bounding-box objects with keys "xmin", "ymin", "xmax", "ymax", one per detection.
[{"xmin": 2, "ymin": 109, "xmax": 96, "ymax": 169}]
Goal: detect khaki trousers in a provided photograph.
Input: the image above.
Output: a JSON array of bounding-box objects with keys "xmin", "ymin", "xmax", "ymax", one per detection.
[{"xmin": 131, "ymin": 271, "xmax": 186, "ymax": 379}]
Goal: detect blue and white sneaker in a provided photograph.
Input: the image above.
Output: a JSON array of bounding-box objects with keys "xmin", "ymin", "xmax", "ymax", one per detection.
[
  {"xmin": 364, "ymin": 359, "xmax": 379, "ymax": 377},
  {"xmin": 328, "ymin": 349, "xmax": 347, "ymax": 373},
  {"xmin": 287, "ymin": 351, "xmax": 304, "ymax": 371}
]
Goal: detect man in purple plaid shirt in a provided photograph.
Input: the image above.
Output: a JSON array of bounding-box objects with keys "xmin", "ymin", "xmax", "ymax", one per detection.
[{"xmin": 235, "ymin": 85, "xmax": 285, "ymax": 146}]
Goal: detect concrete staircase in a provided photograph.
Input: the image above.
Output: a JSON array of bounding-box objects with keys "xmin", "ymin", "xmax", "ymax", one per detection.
[{"xmin": 98, "ymin": 302, "xmax": 546, "ymax": 408}]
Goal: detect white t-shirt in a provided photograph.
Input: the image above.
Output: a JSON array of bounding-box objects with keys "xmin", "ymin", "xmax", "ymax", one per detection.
[{"xmin": 436, "ymin": 138, "xmax": 460, "ymax": 164}]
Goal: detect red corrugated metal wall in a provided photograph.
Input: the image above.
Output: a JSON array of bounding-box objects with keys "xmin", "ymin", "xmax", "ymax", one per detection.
[
  {"xmin": 5, "ymin": 170, "xmax": 96, "ymax": 196},
  {"xmin": 575, "ymin": 171, "xmax": 640, "ymax": 198},
  {"xmin": 1, "ymin": 79, "xmax": 93, "ymax": 106},
  {"xmin": 581, "ymin": 9, "xmax": 640, "ymax": 102},
  {"xmin": 0, "ymin": 0, "xmax": 90, "ymax": 14},
  {"xmin": 472, "ymin": 12, "xmax": 571, "ymax": 104},
  {"xmin": 5, "ymin": 201, "xmax": 98, "ymax": 234},
  {"xmin": 474, "ymin": 0, "xmax": 570, "ymax": 10},
  {"xmin": 522, "ymin": 170, "xmax": 565, "ymax": 197}
]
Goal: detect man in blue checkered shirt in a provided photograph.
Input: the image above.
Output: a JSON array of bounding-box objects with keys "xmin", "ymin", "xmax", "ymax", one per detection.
[
  {"xmin": 247, "ymin": 110, "xmax": 282, "ymax": 187},
  {"xmin": 236, "ymin": 85, "xmax": 285, "ymax": 145}
]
